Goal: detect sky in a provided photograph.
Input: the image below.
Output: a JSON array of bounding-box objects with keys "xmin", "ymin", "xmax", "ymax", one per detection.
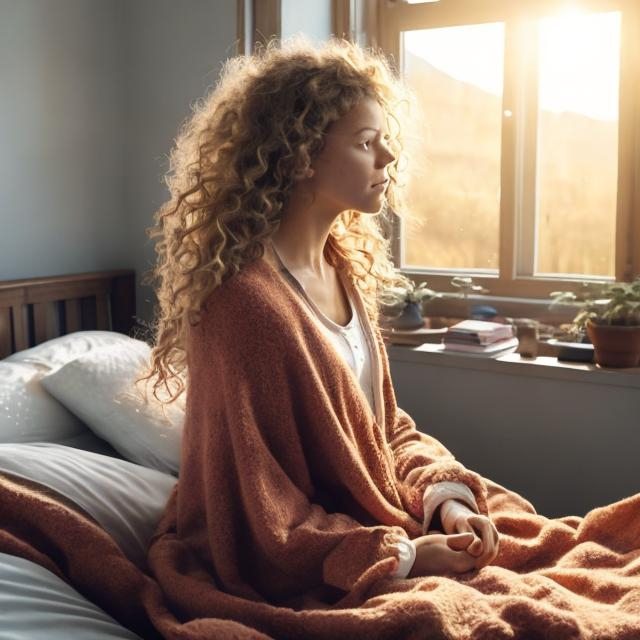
[{"xmin": 403, "ymin": 8, "xmax": 620, "ymax": 122}]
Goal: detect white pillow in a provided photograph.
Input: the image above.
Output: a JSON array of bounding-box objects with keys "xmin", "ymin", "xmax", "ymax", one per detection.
[
  {"xmin": 0, "ymin": 360, "xmax": 86, "ymax": 442},
  {"xmin": 41, "ymin": 340, "xmax": 184, "ymax": 475},
  {"xmin": 5, "ymin": 330, "xmax": 141, "ymax": 372},
  {"xmin": 0, "ymin": 443, "xmax": 177, "ymax": 570}
]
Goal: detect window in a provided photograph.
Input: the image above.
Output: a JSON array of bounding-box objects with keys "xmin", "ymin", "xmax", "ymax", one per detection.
[{"xmin": 377, "ymin": 0, "xmax": 640, "ymax": 300}]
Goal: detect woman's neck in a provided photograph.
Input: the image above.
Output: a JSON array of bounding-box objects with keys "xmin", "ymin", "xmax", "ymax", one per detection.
[{"xmin": 269, "ymin": 231, "xmax": 333, "ymax": 282}]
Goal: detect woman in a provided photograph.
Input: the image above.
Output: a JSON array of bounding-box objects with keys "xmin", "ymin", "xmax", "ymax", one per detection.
[{"xmin": 138, "ymin": 36, "xmax": 640, "ymax": 639}]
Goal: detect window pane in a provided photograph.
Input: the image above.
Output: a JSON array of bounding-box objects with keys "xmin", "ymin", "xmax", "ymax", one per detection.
[
  {"xmin": 535, "ymin": 10, "xmax": 620, "ymax": 277},
  {"xmin": 401, "ymin": 23, "xmax": 504, "ymax": 271}
]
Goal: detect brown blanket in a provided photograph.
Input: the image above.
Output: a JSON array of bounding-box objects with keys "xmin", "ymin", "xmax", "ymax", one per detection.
[{"xmin": 1, "ymin": 255, "xmax": 639, "ymax": 639}]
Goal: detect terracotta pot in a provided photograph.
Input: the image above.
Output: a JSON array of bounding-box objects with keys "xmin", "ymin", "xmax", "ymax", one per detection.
[{"xmin": 585, "ymin": 321, "xmax": 640, "ymax": 368}]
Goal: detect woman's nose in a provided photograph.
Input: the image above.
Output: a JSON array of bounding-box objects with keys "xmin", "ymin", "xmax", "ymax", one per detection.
[{"xmin": 379, "ymin": 147, "xmax": 395, "ymax": 167}]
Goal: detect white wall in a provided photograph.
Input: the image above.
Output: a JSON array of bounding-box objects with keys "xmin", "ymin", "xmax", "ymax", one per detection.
[
  {"xmin": 0, "ymin": 0, "xmax": 128, "ymax": 278},
  {"xmin": 389, "ymin": 355, "xmax": 639, "ymax": 518},
  {"xmin": 121, "ymin": 0, "xmax": 237, "ymax": 328}
]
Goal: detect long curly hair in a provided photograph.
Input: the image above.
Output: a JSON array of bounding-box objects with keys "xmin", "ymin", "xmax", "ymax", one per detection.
[{"xmin": 136, "ymin": 34, "xmax": 416, "ymax": 406}]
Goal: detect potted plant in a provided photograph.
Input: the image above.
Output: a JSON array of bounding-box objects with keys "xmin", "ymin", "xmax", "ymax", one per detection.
[
  {"xmin": 549, "ymin": 277, "xmax": 640, "ymax": 367},
  {"xmin": 451, "ymin": 276, "xmax": 490, "ymax": 318},
  {"xmin": 379, "ymin": 275, "xmax": 441, "ymax": 330},
  {"xmin": 450, "ymin": 276, "xmax": 490, "ymax": 298}
]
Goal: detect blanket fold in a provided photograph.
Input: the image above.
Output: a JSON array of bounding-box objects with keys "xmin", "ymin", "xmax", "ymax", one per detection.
[{"xmin": 1, "ymin": 254, "xmax": 639, "ymax": 640}]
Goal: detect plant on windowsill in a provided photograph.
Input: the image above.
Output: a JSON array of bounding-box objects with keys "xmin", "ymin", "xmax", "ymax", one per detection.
[
  {"xmin": 379, "ymin": 275, "xmax": 441, "ymax": 330},
  {"xmin": 450, "ymin": 276, "xmax": 490, "ymax": 318},
  {"xmin": 549, "ymin": 277, "xmax": 640, "ymax": 368}
]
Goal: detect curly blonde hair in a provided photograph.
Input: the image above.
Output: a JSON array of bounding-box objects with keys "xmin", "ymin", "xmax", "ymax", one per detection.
[{"xmin": 137, "ymin": 34, "xmax": 416, "ymax": 406}]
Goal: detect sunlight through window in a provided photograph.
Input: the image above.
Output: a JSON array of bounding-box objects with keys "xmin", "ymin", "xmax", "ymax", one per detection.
[
  {"xmin": 402, "ymin": 23, "xmax": 504, "ymax": 271},
  {"xmin": 535, "ymin": 10, "xmax": 620, "ymax": 277}
]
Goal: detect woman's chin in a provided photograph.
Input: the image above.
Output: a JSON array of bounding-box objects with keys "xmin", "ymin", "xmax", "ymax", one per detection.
[
  {"xmin": 361, "ymin": 200, "xmax": 387, "ymax": 214},
  {"xmin": 340, "ymin": 195, "xmax": 386, "ymax": 215}
]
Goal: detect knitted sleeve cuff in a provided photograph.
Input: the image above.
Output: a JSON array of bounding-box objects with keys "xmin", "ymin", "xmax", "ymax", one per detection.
[
  {"xmin": 422, "ymin": 481, "xmax": 480, "ymax": 534},
  {"xmin": 390, "ymin": 536, "xmax": 416, "ymax": 579}
]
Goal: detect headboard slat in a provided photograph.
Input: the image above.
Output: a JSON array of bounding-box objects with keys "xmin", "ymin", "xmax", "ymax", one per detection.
[
  {"xmin": 33, "ymin": 301, "xmax": 59, "ymax": 344},
  {"xmin": 0, "ymin": 308, "xmax": 11, "ymax": 359},
  {"xmin": 96, "ymin": 293, "xmax": 110, "ymax": 330},
  {"xmin": 64, "ymin": 298, "xmax": 82, "ymax": 333},
  {"xmin": 12, "ymin": 307, "xmax": 28, "ymax": 353}
]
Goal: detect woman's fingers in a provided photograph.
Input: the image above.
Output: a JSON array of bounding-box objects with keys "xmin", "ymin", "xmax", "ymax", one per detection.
[
  {"xmin": 412, "ymin": 527, "xmax": 500, "ymax": 577},
  {"xmin": 427, "ymin": 543, "xmax": 475, "ymax": 574},
  {"xmin": 454, "ymin": 519, "xmax": 484, "ymax": 557},
  {"xmin": 467, "ymin": 516, "xmax": 500, "ymax": 569},
  {"xmin": 444, "ymin": 540, "xmax": 477, "ymax": 573},
  {"xmin": 445, "ymin": 532, "xmax": 475, "ymax": 551},
  {"xmin": 415, "ymin": 534, "xmax": 476, "ymax": 574}
]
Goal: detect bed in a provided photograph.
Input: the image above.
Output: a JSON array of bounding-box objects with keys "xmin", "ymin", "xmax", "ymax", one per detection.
[{"xmin": 0, "ymin": 270, "xmax": 182, "ymax": 639}]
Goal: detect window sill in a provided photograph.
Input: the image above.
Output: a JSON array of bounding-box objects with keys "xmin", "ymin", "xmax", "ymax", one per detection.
[{"xmin": 386, "ymin": 342, "xmax": 640, "ymax": 390}]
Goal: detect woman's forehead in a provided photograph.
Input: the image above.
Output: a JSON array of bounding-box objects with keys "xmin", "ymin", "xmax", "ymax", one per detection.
[{"xmin": 331, "ymin": 98, "xmax": 388, "ymax": 135}]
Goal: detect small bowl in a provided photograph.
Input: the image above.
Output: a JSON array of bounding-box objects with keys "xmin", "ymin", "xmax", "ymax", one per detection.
[{"xmin": 547, "ymin": 339, "xmax": 594, "ymax": 363}]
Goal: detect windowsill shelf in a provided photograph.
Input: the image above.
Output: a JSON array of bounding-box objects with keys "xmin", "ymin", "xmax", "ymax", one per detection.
[{"xmin": 386, "ymin": 342, "xmax": 640, "ymax": 390}]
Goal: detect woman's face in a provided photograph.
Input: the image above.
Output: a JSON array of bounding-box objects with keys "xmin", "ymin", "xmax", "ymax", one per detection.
[{"xmin": 307, "ymin": 97, "xmax": 396, "ymax": 214}]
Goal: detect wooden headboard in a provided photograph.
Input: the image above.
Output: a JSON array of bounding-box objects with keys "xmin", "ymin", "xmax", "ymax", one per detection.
[{"xmin": 0, "ymin": 270, "xmax": 137, "ymax": 358}]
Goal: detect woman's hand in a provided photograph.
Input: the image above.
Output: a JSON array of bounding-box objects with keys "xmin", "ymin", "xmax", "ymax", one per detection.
[
  {"xmin": 439, "ymin": 499, "xmax": 499, "ymax": 570},
  {"xmin": 406, "ymin": 531, "xmax": 478, "ymax": 577}
]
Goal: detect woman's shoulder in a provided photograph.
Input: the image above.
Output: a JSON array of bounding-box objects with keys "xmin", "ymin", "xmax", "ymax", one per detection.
[{"xmin": 197, "ymin": 256, "xmax": 293, "ymax": 333}]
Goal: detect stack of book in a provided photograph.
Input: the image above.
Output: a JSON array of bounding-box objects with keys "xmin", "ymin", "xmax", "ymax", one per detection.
[{"xmin": 442, "ymin": 320, "xmax": 518, "ymax": 355}]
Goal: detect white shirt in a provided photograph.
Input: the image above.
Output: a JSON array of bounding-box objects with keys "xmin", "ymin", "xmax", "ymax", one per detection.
[{"xmin": 298, "ymin": 274, "xmax": 376, "ymax": 415}]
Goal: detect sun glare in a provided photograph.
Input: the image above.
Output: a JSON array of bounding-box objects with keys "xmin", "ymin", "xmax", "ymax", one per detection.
[
  {"xmin": 404, "ymin": 9, "xmax": 620, "ymax": 122},
  {"xmin": 538, "ymin": 10, "xmax": 620, "ymax": 122}
]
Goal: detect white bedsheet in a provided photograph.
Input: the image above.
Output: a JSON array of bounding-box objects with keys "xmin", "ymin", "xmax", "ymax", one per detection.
[{"xmin": 0, "ymin": 552, "xmax": 142, "ymax": 639}]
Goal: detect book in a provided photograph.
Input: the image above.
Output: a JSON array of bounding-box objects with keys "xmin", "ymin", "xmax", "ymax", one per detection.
[
  {"xmin": 444, "ymin": 320, "xmax": 514, "ymax": 345},
  {"xmin": 441, "ymin": 335, "xmax": 519, "ymax": 354},
  {"xmin": 380, "ymin": 326, "xmax": 448, "ymax": 346}
]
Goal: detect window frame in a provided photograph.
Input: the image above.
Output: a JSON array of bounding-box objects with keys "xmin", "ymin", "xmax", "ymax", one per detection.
[{"xmin": 375, "ymin": 0, "xmax": 640, "ymax": 301}]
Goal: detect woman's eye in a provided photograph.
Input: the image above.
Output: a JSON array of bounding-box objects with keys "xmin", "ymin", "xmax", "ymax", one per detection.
[{"xmin": 360, "ymin": 135, "xmax": 391, "ymax": 151}]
